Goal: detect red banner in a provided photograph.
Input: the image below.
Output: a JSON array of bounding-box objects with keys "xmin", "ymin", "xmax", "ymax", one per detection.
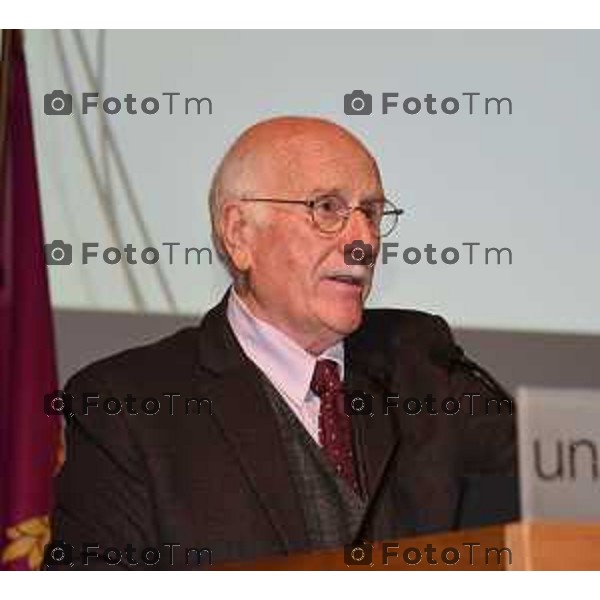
[{"xmin": 0, "ymin": 29, "xmax": 63, "ymax": 571}]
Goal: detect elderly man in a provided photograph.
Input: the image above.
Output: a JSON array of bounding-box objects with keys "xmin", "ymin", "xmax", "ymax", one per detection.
[{"xmin": 51, "ymin": 117, "xmax": 518, "ymax": 569}]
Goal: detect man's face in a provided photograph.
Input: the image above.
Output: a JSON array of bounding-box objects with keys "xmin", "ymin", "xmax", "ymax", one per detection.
[{"xmin": 238, "ymin": 133, "xmax": 383, "ymax": 353}]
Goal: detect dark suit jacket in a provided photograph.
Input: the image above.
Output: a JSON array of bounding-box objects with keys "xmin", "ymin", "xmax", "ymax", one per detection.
[{"xmin": 51, "ymin": 291, "xmax": 519, "ymax": 569}]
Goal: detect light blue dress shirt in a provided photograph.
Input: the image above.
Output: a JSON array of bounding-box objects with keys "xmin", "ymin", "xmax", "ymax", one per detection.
[{"xmin": 226, "ymin": 286, "xmax": 345, "ymax": 446}]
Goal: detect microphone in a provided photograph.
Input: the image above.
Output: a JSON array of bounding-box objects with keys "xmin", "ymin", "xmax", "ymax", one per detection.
[{"xmin": 430, "ymin": 343, "xmax": 513, "ymax": 406}]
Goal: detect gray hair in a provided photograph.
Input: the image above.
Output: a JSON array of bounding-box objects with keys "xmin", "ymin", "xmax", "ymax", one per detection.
[
  {"xmin": 208, "ymin": 158, "xmax": 234, "ymax": 276},
  {"xmin": 208, "ymin": 150, "xmax": 265, "ymax": 288}
]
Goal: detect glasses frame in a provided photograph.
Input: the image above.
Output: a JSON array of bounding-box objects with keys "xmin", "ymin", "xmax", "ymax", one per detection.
[{"xmin": 239, "ymin": 196, "xmax": 404, "ymax": 238}]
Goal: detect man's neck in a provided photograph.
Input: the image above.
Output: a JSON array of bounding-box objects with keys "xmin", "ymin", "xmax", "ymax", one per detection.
[{"xmin": 232, "ymin": 285, "xmax": 342, "ymax": 356}]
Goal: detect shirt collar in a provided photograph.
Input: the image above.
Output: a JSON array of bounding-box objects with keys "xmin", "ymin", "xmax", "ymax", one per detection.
[{"xmin": 226, "ymin": 286, "xmax": 344, "ymax": 407}]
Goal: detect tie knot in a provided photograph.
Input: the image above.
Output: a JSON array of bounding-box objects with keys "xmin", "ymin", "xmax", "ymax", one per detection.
[{"xmin": 310, "ymin": 359, "xmax": 341, "ymax": 397}]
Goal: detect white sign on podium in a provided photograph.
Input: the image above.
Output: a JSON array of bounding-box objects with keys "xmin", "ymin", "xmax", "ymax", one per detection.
[{"xmin": 517, "ymin": 387, "xmax": 600, "ymax": 520}]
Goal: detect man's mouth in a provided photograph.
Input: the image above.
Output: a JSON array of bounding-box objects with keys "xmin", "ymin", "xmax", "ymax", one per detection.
[
  {"xmin": 326, "ymin": 274, "xmax": 363, "ymax": 287},
  {"xmin": 322, "ymin": 268, "xmax": 369, "ymax": 289}
]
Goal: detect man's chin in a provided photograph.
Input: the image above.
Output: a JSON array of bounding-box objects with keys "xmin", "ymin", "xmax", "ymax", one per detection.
[{"xmin": 320, "ymin": 304, "xmax": 364, "ymax": 337}]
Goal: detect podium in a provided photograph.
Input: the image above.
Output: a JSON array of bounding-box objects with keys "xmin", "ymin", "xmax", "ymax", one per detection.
[{"xmin": 218, "ymin": 522, "xmax": 600, "ymax": 570}]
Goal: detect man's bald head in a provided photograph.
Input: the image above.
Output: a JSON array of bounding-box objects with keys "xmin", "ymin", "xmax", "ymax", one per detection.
[
  {"xmin": 208, "ymin": 115, "xmax": 385, "ymax": 352},
  {"xmin": 209, "ymin": 116, "xmax": 381, "ymax": 274}
]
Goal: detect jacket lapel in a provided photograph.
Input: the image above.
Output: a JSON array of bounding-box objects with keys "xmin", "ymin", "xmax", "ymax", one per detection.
[
  {"xmin": 345, "ymin": 316, "xmax": 460, "ymax": 538},
  {"xmin": 191, "ymin": 291, "xmax": 309, "ymax": 552},
  {"xmin": 345, "ymin": 349, "xmax": 397, "ymax": 501}
]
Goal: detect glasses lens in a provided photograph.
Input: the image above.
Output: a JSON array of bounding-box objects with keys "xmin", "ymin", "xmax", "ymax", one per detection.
[
  {"xmin": 311, "ymin": 196, "xmax": 402, "ymax": 236},
  {"xmin": 379, "ymin": 201, "xmax": 401, "ymax": 237},
  {"xmin": 313, "ymin": 196, "xmax": 347, "ymax": 232}
]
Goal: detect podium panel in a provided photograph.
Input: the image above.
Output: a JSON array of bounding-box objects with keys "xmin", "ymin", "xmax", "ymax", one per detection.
[{"xmin": 217, "ymin": 521, "xmax": 600, "ymax": 570}]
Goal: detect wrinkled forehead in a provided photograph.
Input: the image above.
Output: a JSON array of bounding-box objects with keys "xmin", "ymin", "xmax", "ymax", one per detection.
[{"xmin": 229, "ymin": 126, "xmax": 383, "ymax": 200}]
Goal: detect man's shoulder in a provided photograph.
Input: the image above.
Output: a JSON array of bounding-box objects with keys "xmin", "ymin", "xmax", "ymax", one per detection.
[
  {"xmin": 63, "ymin": 305, "xmax": 457, "ymax": 388},
  {"xmin": 358, "ymin": 306, "xmax": 455, "ymax": 349},
  {"xmin": 362, "ymin": 306, "xmax": 446, "ymax": 329},
  {"xmin": 63, "ymin": 323, "xmax": 201, "ymax": 391}
]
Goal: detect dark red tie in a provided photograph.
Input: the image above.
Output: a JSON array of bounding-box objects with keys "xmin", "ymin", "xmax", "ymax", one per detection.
[{"xmin": 310, "ymin": 359, "xmax": 360, "ymax": 495}]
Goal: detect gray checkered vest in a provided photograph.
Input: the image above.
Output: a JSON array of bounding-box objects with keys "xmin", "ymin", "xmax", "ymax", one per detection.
[{"xmin": 258, "ymin": 374, "xmax": 367, "ymax": 549}]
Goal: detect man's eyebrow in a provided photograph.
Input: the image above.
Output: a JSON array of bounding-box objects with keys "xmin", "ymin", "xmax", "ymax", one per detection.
[
  {"xmin": 310, "ymin": 187, "xmax": 345, "ymax": 197},
  {"xmin": 352, "ymin": 194, "xmax": 387, "ymax": 206},
  {"xmin": 309, "ymin": 188, "xmax": 385, "ymax": 203}
]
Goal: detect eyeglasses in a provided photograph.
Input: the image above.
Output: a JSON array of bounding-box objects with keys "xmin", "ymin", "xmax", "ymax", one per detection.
[{"xmin": 239, "ymin": 194, "xmax": 404, "ymax": 237}]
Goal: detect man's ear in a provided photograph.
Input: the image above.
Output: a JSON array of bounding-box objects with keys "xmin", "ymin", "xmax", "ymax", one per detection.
[{"xmin": 220, "ymin": 202, "xmax": 254, "ymax": 272}]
